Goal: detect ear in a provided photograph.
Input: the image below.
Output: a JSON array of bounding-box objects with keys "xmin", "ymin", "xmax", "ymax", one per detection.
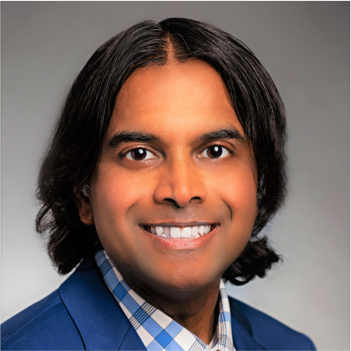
[{"xmin": 75, "ymin": 192, "xmax": 94, "ymax": 225}]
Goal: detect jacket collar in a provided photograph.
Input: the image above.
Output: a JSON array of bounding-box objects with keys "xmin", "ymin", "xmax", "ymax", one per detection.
[
  {"xmin": 59, "ymin": 257, "xmax": 266, "ymax": 350},
  {"xmin": 229, "ymin": 299, "xmax": 267, "ymax": 350},
  {"xmin": 59, "ymin": 256, "xmax": 145, "ymax": 350}
]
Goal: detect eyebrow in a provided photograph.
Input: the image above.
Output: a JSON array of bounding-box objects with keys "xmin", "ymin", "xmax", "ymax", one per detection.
[
  {"xmin": 107, "ymin": 127, "xmax": 246, "ymax": 149},
  {"xmin": 107, "ymin": 131, "xmax": 160, "ymax": 148},
  {"xmin": 195, "ymin": 127, "xmax": 246, "ymax": 145}
]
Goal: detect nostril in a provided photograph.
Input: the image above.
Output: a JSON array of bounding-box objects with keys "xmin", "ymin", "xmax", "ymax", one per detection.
[
  {"xmin": 163, "ymin": 198, "xmax": 181, "ymax": 208},
  {"xmin": 163, "ymin": 196, "xmax": 203, "ymax": 208}
]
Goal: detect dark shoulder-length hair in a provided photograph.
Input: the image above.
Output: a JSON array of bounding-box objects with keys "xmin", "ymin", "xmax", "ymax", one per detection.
[{"xmin": 36, "ymin": 17, "xmax": 286, "ymax": 285}]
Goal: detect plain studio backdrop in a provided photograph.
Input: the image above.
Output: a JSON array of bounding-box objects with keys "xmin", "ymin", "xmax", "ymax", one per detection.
[{"xmin": 1, "ymin": 2, "xmax": 349, "ymax": 350}]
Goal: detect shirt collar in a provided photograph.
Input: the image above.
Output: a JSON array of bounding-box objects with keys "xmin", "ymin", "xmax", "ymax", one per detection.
[{"xmin": 95, "ymin": 249, "xmax": 235, "ymax": 351}]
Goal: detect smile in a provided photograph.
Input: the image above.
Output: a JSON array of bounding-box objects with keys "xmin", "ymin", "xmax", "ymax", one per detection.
[{"xmin": 142, "ymin": 224, "xmax": 217, "ymax": 238}]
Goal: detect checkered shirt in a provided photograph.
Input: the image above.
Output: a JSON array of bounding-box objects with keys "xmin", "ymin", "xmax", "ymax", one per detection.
[{"xmin": 95, "ymin": 250, "xmax": 235, "ymax": 351}]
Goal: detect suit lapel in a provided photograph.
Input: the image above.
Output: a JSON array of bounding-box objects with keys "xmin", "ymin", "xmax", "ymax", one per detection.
[
  {"xmin": 59, "ymin": 257, "xmax": 265, "ymax": 351},
  {"xmin": 59, "ymin": 257, "xmax": 146, "ymax": 350},
  {"xmin": 231, "ymin": 317, "xmax": 267, "ymax": 351},
  {"xmin": 229, "ymin": 297, "xmax": 267, "ymax": 351}
]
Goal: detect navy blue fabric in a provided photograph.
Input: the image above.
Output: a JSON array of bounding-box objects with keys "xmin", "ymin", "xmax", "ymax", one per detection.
[
  {"xmin": 229, "ymin": 299, "xmax": 316, "ymax": 350},
  {"xmin": 1, "ymin": 257, "xmax": 316, "ymax": 350},
  {"xmin": 1, "ymin": 291, "xmax": 84, "ymax": 350}
]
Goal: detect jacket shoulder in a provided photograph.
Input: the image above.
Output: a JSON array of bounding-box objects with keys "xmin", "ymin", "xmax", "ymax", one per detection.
[
  {"xmin": 229, "ymin": 296, "xmax": 316, "ymax": 350},
  {"xmin": 1, "ymin": 290, "xmax": 84, "ymax": 350}
]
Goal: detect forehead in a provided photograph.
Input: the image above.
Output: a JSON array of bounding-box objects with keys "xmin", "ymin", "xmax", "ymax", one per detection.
[{"xmin": 109, "ymin": 59, "xmax": 243, "ymax": 136}]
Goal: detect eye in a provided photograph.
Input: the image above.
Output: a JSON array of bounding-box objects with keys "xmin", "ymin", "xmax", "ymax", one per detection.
[
  {"xmin": 124, "ymin": 148, "xmax": 157, "ymax": 161},
  {"xmin": 198, "ymin": 145, "xmax": 231, "ymax": 159}
]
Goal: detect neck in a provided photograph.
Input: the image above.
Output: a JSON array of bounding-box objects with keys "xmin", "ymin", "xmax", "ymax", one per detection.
[{"xmin": 124, "ymin": 275, "xmax": 221, "ymax": 345}]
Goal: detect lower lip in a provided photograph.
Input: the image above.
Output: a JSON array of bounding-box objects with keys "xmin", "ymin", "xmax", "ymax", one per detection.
[{"xmin": 141, "ymin": 226, "xmax": 219, "ymax": 251}]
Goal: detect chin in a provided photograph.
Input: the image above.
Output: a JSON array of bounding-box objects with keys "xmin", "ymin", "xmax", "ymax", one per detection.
[{"xmin": 143, "ymin": 263, "xmax": 223, "ymax": 294}]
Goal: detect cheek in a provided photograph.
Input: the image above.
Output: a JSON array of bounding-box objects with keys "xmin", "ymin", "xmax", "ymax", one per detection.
[
  {"xmin": 91, "ymin": 166, "xmax": 148, "ymax": 219},
  {"xmin": 226, "ymin": 172, "xmax": 257, "ymax": 241},
  {"xmin": 226, "ymin": 175, "xmax": 257, "ymax": 218},
  {"xmin": 209, "ymin": 160, "xmax": 257, "ymax": 218},
  {"xmin": 210, "ymin": 163, "xmax": 257, "ymax": 266},
  {"xmin": 89, "ymin": 167, "xmax": 146, "ymax": 254}
]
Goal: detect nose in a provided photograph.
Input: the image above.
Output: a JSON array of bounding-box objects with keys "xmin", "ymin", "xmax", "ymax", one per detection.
[{"xmin": 154, "ymin": 155, "xmax": 207, "ymax": 208}]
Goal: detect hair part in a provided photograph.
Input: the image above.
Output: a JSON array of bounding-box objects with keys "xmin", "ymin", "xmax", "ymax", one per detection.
[{"xmin": 36, "ymin": 18, "xmax": 286, "ymax": 285}]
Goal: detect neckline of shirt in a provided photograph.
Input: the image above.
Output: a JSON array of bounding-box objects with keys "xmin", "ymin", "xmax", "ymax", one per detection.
[{"xmin": 95, "ymin": 249, "xmax": 235, "ymax": 351}]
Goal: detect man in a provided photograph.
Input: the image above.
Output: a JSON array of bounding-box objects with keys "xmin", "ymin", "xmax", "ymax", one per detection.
[{"xmin": 2, "ymin": 18, "xmax": 316, "ymax": 350}]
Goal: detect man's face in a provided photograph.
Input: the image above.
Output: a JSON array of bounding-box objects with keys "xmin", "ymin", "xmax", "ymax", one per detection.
[{"xmin": 80, "ymin": 60, "xmax": 257, "ymax": 294}]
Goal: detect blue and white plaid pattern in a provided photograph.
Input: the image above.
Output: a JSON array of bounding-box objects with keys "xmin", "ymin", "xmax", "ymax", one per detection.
[{"xmin": 95, "ymin": 250, "xmax": 235, "ymax": 351}]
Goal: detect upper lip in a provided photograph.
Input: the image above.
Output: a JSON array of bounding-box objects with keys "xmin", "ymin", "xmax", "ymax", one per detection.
[{"xmin": 141, "ymin": 222, "xmax": 216, "ymax": 227}]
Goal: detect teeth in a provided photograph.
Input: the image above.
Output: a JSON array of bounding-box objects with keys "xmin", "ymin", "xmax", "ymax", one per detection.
[
  {"xmin": 191, "ymin": 227, "xmax": 199, "ymax": 238},
  {"xmin": 155, "ymin": 227, "xmax": 163, "ymax": 235},
  {"xmin": 181, "ymin": 227, "xmax": 192, "ymax": 238},
  {"xmin": 147, "ymin": 225, "xmax": 213, "ymax": 238},
  {"xmin": 170, "ymin": 227, "xmax": 181, "ymax": 238}
]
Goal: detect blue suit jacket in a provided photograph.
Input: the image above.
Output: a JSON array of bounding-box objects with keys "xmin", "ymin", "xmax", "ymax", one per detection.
[{"xmin": 2, "ymin": 257, "xmax": 316, "ymax": 350}]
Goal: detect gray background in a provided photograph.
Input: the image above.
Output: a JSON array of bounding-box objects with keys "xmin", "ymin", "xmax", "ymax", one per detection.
[{"xmin": 1, "ymin": 2, "xmax": 349, "ymax": 350}]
